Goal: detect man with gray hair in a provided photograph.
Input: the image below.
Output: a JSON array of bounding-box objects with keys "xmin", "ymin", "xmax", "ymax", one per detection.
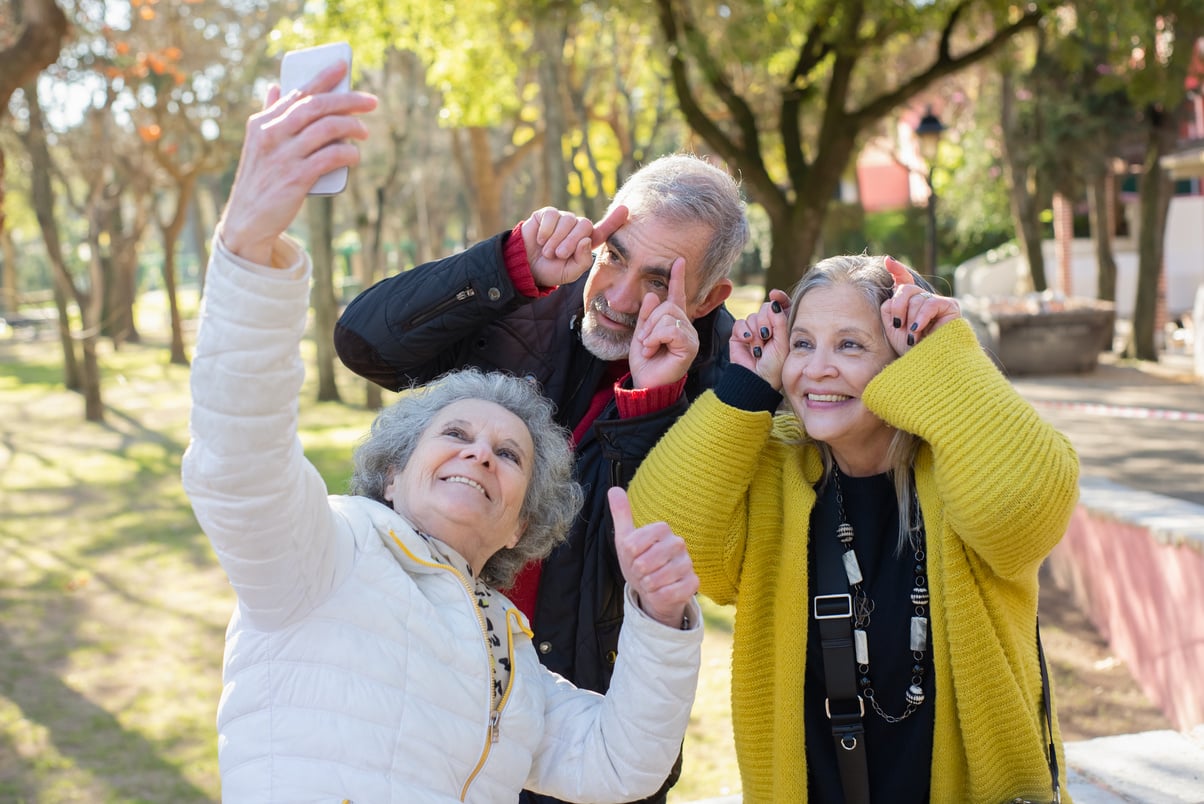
[{"xmin": 335, "ymin": 154, "xmax": 748, "ymax": 803}]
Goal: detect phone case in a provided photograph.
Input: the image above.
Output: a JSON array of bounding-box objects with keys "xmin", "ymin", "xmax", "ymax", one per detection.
[{"xmin": 280, "ymin": 42, "xmax": 352, "ymax": 196}]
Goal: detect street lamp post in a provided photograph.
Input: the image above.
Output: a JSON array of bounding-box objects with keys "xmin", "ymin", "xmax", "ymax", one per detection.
[{"xmin": 914, "ymin": 106, "xmax": 945, "ymax": 277}]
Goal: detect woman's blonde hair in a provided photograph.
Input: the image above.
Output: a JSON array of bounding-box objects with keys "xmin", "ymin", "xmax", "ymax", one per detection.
[{"xmin": 787, "ymin": 255, "xmax": 936, "ymax": 550}]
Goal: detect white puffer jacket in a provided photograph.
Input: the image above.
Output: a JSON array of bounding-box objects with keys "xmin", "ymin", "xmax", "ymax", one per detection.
[{"xmin": 182, "ymin": 233, "xmax": 703, "ymax": 803}]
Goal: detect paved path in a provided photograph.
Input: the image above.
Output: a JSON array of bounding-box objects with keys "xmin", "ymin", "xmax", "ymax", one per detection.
[
  {"xmin": 1009, "ymin": 353, "xmax": 1204, "ymax": 507},
  {"xmin": 687, "ymin": 727, "xmax": 1204, "ymax": 803},
  {"xmin": 686, "ymin": 353, "xmax": 1204, "ymax": 804}
]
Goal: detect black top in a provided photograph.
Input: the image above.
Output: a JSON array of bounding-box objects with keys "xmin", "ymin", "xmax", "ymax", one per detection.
[{"xmin": 806, "ymin": 470, "xmax": 935, "ymax": 803}]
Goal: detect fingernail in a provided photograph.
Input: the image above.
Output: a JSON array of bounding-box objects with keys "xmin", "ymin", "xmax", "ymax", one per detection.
[
  {"xmin": 759, "ymin": 326, "xmax": 770, "ymax": 339},
  {"xmin": 893, "ymin": 317, "xmax": 902, "ymax": 329},
  {"xmin": 771, "ymin": 301, "xmax": 782, "ymax": 314},
  {"xmin": 753, "ymin": 346, "xmax": 762, "ymax": 358},
  {"xmin": 743, "ymin": 331, "xmax": 752, "ymax": 339},
  {"xmin": 907, "ymin": 333, "xmax": 915, "ymax": 346},
  {"xmin": 910, "ymin": 322, "xmax": 918, "ymax": 332}
]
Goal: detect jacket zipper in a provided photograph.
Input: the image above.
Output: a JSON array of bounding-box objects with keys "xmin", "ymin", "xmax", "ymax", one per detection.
[
  {"xmin": 457, "ymin": 569, "xmax": 500, "ymax": 802},
  {"xmin": 406, "ymin": 285, "xmax": 476, "ymax": 330},
  {"xmin": 386, "ymin": 531, "xmax": 514, "ymax": 802}
]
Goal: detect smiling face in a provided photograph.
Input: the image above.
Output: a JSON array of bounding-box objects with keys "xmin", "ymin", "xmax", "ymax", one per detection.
[
  {"xmin": 580, "ymin": 214, "xmax": 727, "ymax": 361},
  {"xmin": 780, "ymin": 283, "xmax": 898, "ymax": 476},
  {"xmin": 383, "ymin": 398, "xmax": 534, "ymax": 574}
]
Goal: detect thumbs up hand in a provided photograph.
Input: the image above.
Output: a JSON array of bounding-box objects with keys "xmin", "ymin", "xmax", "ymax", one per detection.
[{"xmin": 609, "ymin": 487, "xmax": 700, "ymax": 629}]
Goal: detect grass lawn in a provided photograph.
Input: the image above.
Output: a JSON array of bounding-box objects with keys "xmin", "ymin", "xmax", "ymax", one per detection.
[{"xmin": 0, "ymin": 294, "xmax": 744, "ymax": 803}]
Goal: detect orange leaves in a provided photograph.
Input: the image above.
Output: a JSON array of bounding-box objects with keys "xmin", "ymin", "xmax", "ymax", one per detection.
[
  {"xmin": 131, "ymin": 0, "xmax": 159, "ymax": 20},
  {"xmin": 138, "ymin": 124, "xmax": 163, "ymax": 143}
]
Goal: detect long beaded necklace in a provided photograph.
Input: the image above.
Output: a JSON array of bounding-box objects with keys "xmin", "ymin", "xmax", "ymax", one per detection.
[{"xmin": 830, "ymin": 465, "xmax": 930, "ymax": 723}]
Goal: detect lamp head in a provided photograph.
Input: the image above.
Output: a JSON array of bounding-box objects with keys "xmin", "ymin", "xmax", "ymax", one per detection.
[{"xmin": 915, "ymin": 106, "xmax": 945, "ymax": 163}]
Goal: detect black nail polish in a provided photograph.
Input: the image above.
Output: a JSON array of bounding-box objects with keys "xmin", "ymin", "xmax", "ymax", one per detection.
[
  {"xmin": 907, "ymin": 333, "xmax": 915, "ymax": 346},
  {"xmin": 910, "ymin": 322, "xmax": 918, "ymax": 332},
  {"xmin": 771, "ymin": 301, "xmax": 782, "ymax": 314},
  {"xmin": 893, "ymin": 317, "xmax": 902, "ymax": 329},
  {"xmin": 744, "ymin": 331, "xmax": 751, "ymax": 339},
  {"xmin": 759, "ymin": 326, "xmax": 770, "ymax": 339},
  {"xmin": 753, "ymin": 346, "xmax": 763, "ymax": 358}
]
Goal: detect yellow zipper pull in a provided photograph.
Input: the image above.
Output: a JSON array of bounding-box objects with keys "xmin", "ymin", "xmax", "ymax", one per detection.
[{"xmin": 489, "ymin": 710, "xmax": 501, "ymax": 743}]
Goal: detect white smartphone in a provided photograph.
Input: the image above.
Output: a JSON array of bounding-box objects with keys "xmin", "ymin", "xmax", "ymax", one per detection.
[{"xmin": 280, "ymin": 42, "xmax": 353, "ymax": 196}]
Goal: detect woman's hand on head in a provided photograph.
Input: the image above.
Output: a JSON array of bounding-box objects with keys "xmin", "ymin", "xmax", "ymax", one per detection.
[
  {"xmin": 880, "ymin": 257, "xmax": 961, "ymax": 356},
  {"xmin": 608, "ymin": 487, "xmax": 699, "ymax": 629},
  {"xmin": 729, "ymin": 288, "xmax": 791, "ymax": 390},
  {"xmin": 219, "ymin": 61, "xmax": 378, "ymax": 265}
]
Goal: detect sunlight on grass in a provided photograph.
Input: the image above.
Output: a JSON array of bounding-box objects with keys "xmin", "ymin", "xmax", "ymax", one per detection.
[
  {"xmin": 0, "ymin": 321, "xmax": 342, "ymax": 802},
  {"xmin": 670, "ymin": 596, "xmax": 742, "ymax": 802},
  {"xmin": 0, "ymin": 287, "xmax": 759, "ymax": 802}
]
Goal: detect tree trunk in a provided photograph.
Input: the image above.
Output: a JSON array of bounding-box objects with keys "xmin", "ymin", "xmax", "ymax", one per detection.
[
  {"xmin": 1088, "ymin": 171, "xmax": 1118, "ymax": 304},
  {"xmin": 0, "ymin": 226, "xmax": 15, "ymax": 313},
  {"xmin": 360, "ymin": 185, "xmax": 388, "ymax": 411},
  {"xmin": 194, "ymin": 178, "xmax": 221, "ymax": 296},
  {"xmin": 1126, "ymin": 107, "xmax": 1176, "ymax": 361},
  {"xmin": 20, "ymin": 79, "xmax": 86, "ymax": 395},
  {"xmin": 51, "ymin": 276, "xmax": 80, "ymax": 390},
  {"xmin": 0, "ymin": 0, "xmax": 69, "ymax": 239},
  {"xmin": 468, "ymin": 128, "xmax": 503, "ymax": 237},
  {"xmin": 307, "ymin": 196, "xmax": 342, "ymax": 403},
  {"xmin": 765, "ymin": 200, "xmax": 825, "ymax": 297},
  {"xmin": 1000, "ymin": 71, "xmax": 1047, "ymax": 293},
  {"xmin": 79, "ymin": 324, "xmax": 104, "ymax": 422},
  {"xmin": 535, "ymin": 10, "xmax": 570, "ymax": 210},
  {"xmin": 160, "ymin": 173, "xmax": 197, "ymax": 365}
]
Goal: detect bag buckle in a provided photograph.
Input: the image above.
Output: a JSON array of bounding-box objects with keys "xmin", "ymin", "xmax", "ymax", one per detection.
[{"xmin": 813, "ymin": 593, "xmax": 853, "ymax": 620}]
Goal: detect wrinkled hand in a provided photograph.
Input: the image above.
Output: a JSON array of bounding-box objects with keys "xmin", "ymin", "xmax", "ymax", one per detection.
[
  {"xmin": 609, "ymin": 487, "xmax": 699, "ymax": 629},
  {"xmin": 730, "ymin": 288, "xmax": 792, "ymax": 390},
  {"xmin": 220, "ymin": 61, "xmax": 377, "ymax": 265},
  {"xmin": 522, "ymin": 205, "xmax": 628, "ymax": 289},
  {"xmin": 629, "ymin": 257, "xmax": 698, "ymax": 389},
  {"xmin": 880, "ymin": 257, "xmax": 961, "ymax": 356}
]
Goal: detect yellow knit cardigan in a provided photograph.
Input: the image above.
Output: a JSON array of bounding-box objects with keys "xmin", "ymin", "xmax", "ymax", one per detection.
[{"xmin": 629, "ymin": 319, "xmax": 1080, "ymax": 803}]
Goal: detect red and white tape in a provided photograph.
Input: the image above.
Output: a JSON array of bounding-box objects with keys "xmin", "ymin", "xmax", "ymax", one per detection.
[{"xmin": 1030, "ymin": 399, "xmax": 1204, "ymax": 423}]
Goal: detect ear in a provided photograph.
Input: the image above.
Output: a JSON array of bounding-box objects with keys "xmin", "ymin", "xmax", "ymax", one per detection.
[
  {"xmin": 692, "ymin": 278, "xmax": 733, "ymax": 319},
  {"xmin": 382, "ymin": 470, "xmax": 398, "ymax": 503}
]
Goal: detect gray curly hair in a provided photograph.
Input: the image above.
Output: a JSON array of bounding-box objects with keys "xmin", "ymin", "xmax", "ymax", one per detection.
[
  {"xmin": 609, "ymin": 153, "xmax": 749, "ymax": 301},
  {"xmin": 349, "ymin": 369, "xmax": 583, "ymax": 588},
  {"xmin": 788, "ymin": 255, "xmax": 936, "ymax": 552}
]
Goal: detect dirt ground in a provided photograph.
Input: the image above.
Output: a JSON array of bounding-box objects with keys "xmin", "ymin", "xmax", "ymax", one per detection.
[{"xmin": 1037, "ymin": 564, "xmax": 1173, "ymax": 742}]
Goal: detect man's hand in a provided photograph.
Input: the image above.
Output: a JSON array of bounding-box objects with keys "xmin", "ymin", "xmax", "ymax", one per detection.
[
  {"xmin": 729, "ymin": 288, "xmax": 791, "ymax": 391},
  {"xmin": 220, "ymin": 62, "xmax": 377, "ymax": 265},
  {"xmin": 521, "ymin": 205, "xmax": 628, "ymax": 289},
  {"xmin": 609, "ymin": 487, "xmax": 699, "ymax": 629},
  {"xmin": 628, "ymin": 258, "xmax": 698, "ymax": 389}
]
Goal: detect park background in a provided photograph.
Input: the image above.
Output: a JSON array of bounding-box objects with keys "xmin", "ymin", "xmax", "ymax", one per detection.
[{"xmin": 3, "ymin": 1, "xmax": 1202, "ymax": 801}]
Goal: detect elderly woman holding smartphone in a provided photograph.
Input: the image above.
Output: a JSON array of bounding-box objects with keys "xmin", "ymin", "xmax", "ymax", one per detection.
[
  {"xmin": 628, "ymin": 255, "xmax": 1079, "ymax": 803},
  {"xmin": 183, "ymin": 61, "xmax": 702, "ymax": 802}
]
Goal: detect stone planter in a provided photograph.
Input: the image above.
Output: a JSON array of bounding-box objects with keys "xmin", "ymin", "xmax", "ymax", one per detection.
[
  {"xmin": 962, "ymin": 297, "xmax": 1116, "ymax": 376},
  {"xmin": 1195, "ymin": 284, "xmax": 1203, "ymax": 379}
]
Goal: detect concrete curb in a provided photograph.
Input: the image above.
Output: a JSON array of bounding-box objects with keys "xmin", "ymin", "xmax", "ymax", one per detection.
[{"xmin": 682, "ymin": 727, "xmax": 1204, "ymax": 803}]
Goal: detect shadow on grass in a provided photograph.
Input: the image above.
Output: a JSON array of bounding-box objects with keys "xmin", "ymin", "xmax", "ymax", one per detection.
[
  {"xmin": 0, "ymin": 628, "xmax": 214, "ymax": 803},
  {"xmin": 0, "ymin": 358, "xmax": 66, "ymax": 389}
]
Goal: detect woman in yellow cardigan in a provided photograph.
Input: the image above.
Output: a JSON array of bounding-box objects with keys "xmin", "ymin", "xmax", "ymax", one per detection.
[{"xmin": 628, "ymin": 254, "xmax": 1079, "ymax": 803}]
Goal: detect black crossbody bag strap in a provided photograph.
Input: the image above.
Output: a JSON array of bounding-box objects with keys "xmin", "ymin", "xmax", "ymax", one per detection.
[
  {"xmin": 814, "ymin": 522, "xmax": 871, "ymax": 804},
  {"xmin": 1037, "ymin": 621, "xmax": 1062, "ymax": 804}
]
